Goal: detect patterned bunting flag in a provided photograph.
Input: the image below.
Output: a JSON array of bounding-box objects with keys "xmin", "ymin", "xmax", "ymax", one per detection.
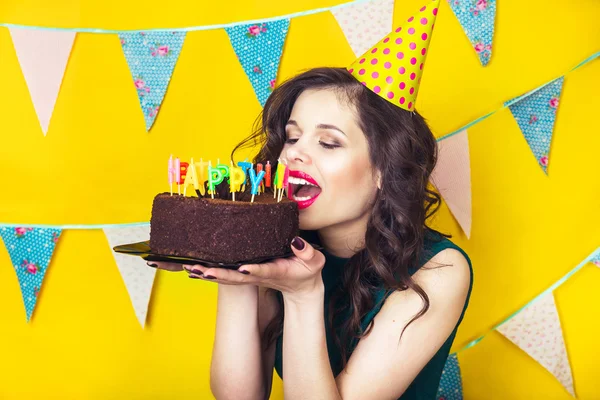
[
  {"xmin": 506, "ymin": 77, "xmax": 564, "ymax": 174},
  {"xmin": 591, "ymin": 249, "xmax": 600, "ymax": 267},
  {"xmin": 447, "ymin": 0, "xmax": 496, "ymax": 66},
  {"xmin": 0, "ymin": 227, "xmax": 62, "ymax": 321},
  {"xmin": 436, "ymin": 353, "xmax": 463, "ymax": 400},
  {"xmin": 103, "ymin": 226, "xmax": 156, "ymax": 327},
  {"xmin": 9, "ymin": 28, "xmax": 75, "ymax": 136},
  {"xmin": 225, "ymin": 19, "xmax": 290, "ymax": 106},
  {"xmin": 497, "ymin": 292, "xmax": 575, "ymax": 397},
  {"xmin": 331, "ymin": 0, "xmax": 395, "ymax": 57},
  {"xmin": 119, "ymin": 31, "xmax": 186, "ymax": 131},
  {"xmin": 430, "ymin": 130, "xmax": 472, "ymax": 238}
]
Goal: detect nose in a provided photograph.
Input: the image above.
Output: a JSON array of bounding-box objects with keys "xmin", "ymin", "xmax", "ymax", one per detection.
[{"xmin": 284, "ymin": 139, "xmax": 312, "ymax": 166}]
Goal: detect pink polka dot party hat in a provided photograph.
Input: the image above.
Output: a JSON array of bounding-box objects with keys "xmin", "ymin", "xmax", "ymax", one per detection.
[{"xmin": 347, "ymin": 0, "xmax": 440, "ymax": 111}]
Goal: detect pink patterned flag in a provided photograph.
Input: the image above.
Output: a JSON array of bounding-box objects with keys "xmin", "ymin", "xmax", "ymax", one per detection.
[
  {"xmin": 497, "ymin": 292, "xmax": 575, "ymax": 397},
  {"xmin": 331, "ymin": 0, "xmax": 395, "ymax": 57},
  {"xmin": 430, "ymin": 130, "xmax": 472, "ymax": 238},
  {"xmin": 9, "ymin": 28, "xmax": 75, "ymax": 136}
]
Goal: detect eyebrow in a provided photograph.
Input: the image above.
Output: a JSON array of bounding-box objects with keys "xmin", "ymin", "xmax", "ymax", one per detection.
[{"xmin": 286, "ymin": 120, "xmax": 347, "ymax": 137}]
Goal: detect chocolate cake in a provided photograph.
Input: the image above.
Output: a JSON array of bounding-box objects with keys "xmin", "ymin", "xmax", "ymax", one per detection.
[{"xmin": 149, "ymin": 192, "xmax": 299, "ymax": 263}]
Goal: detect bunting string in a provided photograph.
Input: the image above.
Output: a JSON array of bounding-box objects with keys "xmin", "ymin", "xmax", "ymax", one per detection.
[{"xmin": 0, "ymin": 0, "xmax": 372, "ymax": 34}]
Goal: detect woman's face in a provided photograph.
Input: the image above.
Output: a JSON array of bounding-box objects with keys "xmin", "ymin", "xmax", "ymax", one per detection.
[{"xmin": 281, "ymin": 89, "xmax": 379, "ymax": 231}]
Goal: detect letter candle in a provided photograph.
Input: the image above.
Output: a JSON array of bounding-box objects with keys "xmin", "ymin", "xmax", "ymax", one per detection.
[
  {"xmin": 182, "ymin": 157, "xmax": 200, "ymax": 197},
  {"xmin": 248, "ymin": 168, "xmax": 265, "ymax": 203},
  {"xmin": 208, "ymin": 161, "xmax": 225, "ymax": 199},
  {"xmin": 229, "ymin": 162, "xmax": 245, "ymax": 201},
  {"xmin": 168, "ymin": 155, "xmax": 174, "ymax": 195},
  {"xmin": 256, "ymin": 163, "xmax": 263, "ymax": 193},
  {"xmin": 175, "ymin": 157, "xmax": 182, "ymax": 195},
  {"xmin": 178, "ymin": 160, "xmax": 188, "ymax": 196}
]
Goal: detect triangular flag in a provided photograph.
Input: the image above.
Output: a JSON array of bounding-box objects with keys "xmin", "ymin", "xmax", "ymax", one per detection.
[
  {"xmin": 447, "ymin": 0, "xmax": 496, "ymax": 66},
  {"xmin": 436, "ymin": 353, "xmax": 463, "ymax": 400},
  {"xmin": 0, "ymin": 227, "xmax": 62, "ymax": 321},
  {"xmin": 591, "ymin": 249, "xmax": 600, "ymax": 267},
  {"xmin": 430, "ymin": 130, "xmax": 472, "ymax": 238},
  {"xmin": 226, "ymin": 19, "xmax": 290, "ymax": 106},
  {"xmin": 103, "ymin": 226, "xmax": 156, "ymax": 328},
  {"xmin": 506, "ymin": 77, "xmax": 564, "ymax": 174},
  {"xmin": 331, "ymin": 0, "xmax": 395, "ymax": 57},
  {"xmin": 497, "ymin": 292, "xmax": 575, "ymax": 397},
  {"xmin": 119, "ymin": 31, "xmax": 186, "ymax": 131},
  {"xmin": 9, "ymin": 28, "xmax": 75, "ymax": 135}
]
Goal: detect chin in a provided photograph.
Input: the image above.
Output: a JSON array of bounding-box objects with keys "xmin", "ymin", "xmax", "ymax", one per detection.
[{"xmin": 298, "ymin": 213, "xmax": 324, "ymax": 231}]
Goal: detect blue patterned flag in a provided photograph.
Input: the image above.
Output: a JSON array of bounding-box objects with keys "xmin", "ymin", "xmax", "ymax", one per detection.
[
  {"xmin": 0, "ymin": 227, "xmax": 62, "ymax": 321},
  {"xmin": 119, "ymin": 31, "xmax": 186, "ymax": 131},
  {"xmin": 506, "ymin": 77, "xmax": 564, "ymax": 174},
  {"xmin": 226, "ymin": 19, "xmax": 290, "ymax": 106},
  {"xmin": 447, "ymin": 0, "xmax": 496, "ymax": 66},
  {"xmin": 436, "ymin": 353, "xmax": 464, "ymax": 400}
]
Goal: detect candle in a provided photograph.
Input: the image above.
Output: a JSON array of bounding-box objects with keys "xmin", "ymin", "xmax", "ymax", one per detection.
[
  {"xmin": 168, "ymin": 155, "xmax": 174, "ymax": 195},
  {"xmin": 182, "ymin": 158, "xmax": 200, "ymax": 196},
  {"xmin": 265, "ymin": 161, "xmax": 272, "ymax": 188},
  {"xmin": 229, "ymin": 163, "xmax": 245, "ymax": 201},
  {"xmin": 275, "ymin": 160, "xmax": 286, "ymax": 202},
  {"xmin": 237, "ymin": 161, "xmax": 252, "ymax": 184},
  {"xmin": 256, "ymin": 163, "xmax": 263, "ymax": 193},
  {"xmin": 283, "ymin": 166, "xmax": 291, "ymax": 199},
  {"xmin": 175, "ymin": 158, "xmax": 182, "ymax": 195},
  {"xmin": 216, "ymin": 163, "xmax": 230, "ymax": 178},
  {"xmin": 208, "ymin": 161, "xmax": 225, "ymax": 199},
  {"xmin": 248, "ymin": 168, "xmax": 266, "ymax": 203}
]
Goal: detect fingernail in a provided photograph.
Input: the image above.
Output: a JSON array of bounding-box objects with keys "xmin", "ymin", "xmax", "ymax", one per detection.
[
  {"xmin": 291, "ymin": 237, "xmax": 305, "ymax": 250},
  {"xmin": 203, "ymin": 275, "xmax": 216, "ymax": 280},
  {"xmin": 147, "ymin": 262, "xmax": 158, "ymax": 268},
  {"xmin": 188, "ymin": 275, "xmax": 200, "ymax": 279},
  {"xmin": 191, "ymin": 269, "xmax": 203, "ymax": 275},
  {"xmin": 238, "ymin": 269, "xmax": 250, "ymax": 275}
]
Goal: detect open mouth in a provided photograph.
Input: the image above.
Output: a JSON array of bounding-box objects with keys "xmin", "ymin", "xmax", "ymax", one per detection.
[{"xmin": 287, "ymin": 171, "xmax": 322, "ymax": 210}]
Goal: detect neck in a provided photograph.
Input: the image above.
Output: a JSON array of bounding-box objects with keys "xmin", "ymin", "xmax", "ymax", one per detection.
[{"xmin": 317, "ymin": 212, "xmax": 369, "ymax": 258}]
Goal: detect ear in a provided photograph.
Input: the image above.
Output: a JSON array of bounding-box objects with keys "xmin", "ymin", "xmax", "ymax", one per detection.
[{"xmin": 376, "ymin": 169, "xmax": 382, "ymax": 190}]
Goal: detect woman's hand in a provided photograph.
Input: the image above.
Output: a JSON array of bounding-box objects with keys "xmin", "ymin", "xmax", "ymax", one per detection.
[{"xmin": 184, "ymin": 236, "xmax": 326, "ymax": 299}]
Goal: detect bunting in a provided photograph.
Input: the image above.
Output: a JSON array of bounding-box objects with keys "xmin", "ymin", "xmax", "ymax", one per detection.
[
  {"xmin": 506, "ymin": 77, "xmax": 564, "ymax": 174},
  {"xmin": 9, "ymin": 28, "xmax": 75, "ymax": 135},
  {"xmin": 119, "ymin": 31, "xmax": 186, "ymax": 131},
  {"xmin": 331, "ymin": 0, "xmax": 395, "ymax": 57},
  {"xmin": 447, "ymin": 0, "xmax": 496, "ymax": 66},
  {"xmin": 436, "ymin": 353, "xmax": 463, "ymax": 400},
  {"xmin": 497, "ymin": 292, "xmax": 575, "ymax": 397},
  {"xmin": 0, "ymin": 227, "xmax": 62, "ymax": 321},
  {"xmin": 103, "ymin": 226, "xmax": 156, "ymax": 328},
  {"xmin": 225, "ymin": 19, "xmax": 290, "ymax": 106},
  {"xmin": 430, "ymin": 130, "xmax": 472, "ymax": 238}
]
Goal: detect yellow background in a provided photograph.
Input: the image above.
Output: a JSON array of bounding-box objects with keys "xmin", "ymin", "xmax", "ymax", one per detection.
[{"xmin": 1, "ymin": 0, "xmax": 599, "ymax": 398}]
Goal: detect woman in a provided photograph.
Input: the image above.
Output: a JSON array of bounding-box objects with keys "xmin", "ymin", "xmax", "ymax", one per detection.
[
  {"xmin": 152, "ymin": 2, "xmax": 473, "ymax": 397},
  {"xmin": 152, "ymin": 67, "xmax": 473, "ymax": 399}
]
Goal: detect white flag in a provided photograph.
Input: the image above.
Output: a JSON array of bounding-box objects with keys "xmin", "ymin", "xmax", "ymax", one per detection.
[
  {"xmin": 430, "ymin": 130, "xmax": 472, "ymax": 238},
  {"xmin": 331, "ymin": 0, "xmax": 395, "ymax": 57},
  {"xmin": 103, "ymin": 225, "xmax": 156, "ymax": 328},
  {"xmin": 9, "ymin": 28, "xmax": 75, "ymax": 136},
  {"xmin": 497, "ymin": 292, "xmax": 575, "ymax": 397}
]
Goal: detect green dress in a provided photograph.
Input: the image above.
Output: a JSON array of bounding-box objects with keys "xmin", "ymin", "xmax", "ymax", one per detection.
[{"xmin": 274, "ymin": 230, "xmax": 474, "ymax": 399}]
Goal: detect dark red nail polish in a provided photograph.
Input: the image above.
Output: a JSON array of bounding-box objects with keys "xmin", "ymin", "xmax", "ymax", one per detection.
[
  {"xmin": 291, "ymin": 237, "xmax": 305, "ymax": 250},
  {"xmin": 238, "ymin": 269, "xmax": 250, "ymax": 275},
  {"xmin": 191, "ymin": 269, "xmax": 203, "ymax": 275},
  {"xmin": 203, "ymin": 275, "xmax": 216, "ymax": 280},
  {"xmin": 188, "ymin": 275, "xmax": 200, "ymax": 279},
  {"xmin": 147, "ymin": 262, "xmax": 158, "ymax": 268}
]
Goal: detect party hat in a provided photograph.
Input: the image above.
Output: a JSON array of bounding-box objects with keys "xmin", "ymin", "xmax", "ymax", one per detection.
[{"xmin": 347, "ymin": 0, "xmax": 440, "ymax": 111}]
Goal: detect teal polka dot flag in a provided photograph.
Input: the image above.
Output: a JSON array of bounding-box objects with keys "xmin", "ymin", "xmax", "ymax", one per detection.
[
  {"xmin": 119, "ymin": 31, "xmax": 186, "ymax": 131},
  {"xmin": 506, "ymin": 77, "xmax": 564, "ymax": 174},
  {"xmin": 447, "ymin": 0, "xmax": 496, "ymax": 66},
  {"xmin": 436, "ymin": 353, "xmax": 463, "ymax": 400},
  {"xmin": 226, "ymin": 19, "xmax": 290, "ymax": 106},
  {"xmin": 0, "ymin": 227, "xmax": 61, "ymax": 321}
]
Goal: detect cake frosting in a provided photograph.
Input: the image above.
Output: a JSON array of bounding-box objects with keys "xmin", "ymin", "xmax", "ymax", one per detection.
[{"xmin": 149, "ymin": 191, "xmax": 299, "ymax": 263}]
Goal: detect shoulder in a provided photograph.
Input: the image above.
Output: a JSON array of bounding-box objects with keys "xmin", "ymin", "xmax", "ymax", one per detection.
[{"xmin": 379, "ymin": 246, "xmax": 472, "ymax": 326}]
